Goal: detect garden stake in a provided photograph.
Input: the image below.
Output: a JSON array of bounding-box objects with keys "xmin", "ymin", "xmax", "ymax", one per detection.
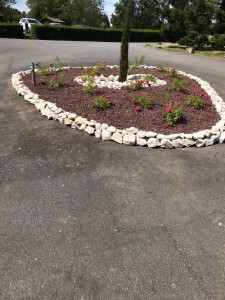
[{"xmin": 30, "ymin": 62, "xmax": 36, "ymax": 87}]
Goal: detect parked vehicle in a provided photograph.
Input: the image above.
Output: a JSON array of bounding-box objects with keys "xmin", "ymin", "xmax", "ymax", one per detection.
[
  {"xmin": 49, "ymin": 22, "xmax": 63, "ymax": 26},
  {"xmin": 19, "ymin": 18, "xmax": 41, "ymax": 32}
]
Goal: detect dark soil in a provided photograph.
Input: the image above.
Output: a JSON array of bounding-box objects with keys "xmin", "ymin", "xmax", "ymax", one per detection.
[{"xmin": 22, "ymin": 67, "xmax": 221, "ymax": 134}]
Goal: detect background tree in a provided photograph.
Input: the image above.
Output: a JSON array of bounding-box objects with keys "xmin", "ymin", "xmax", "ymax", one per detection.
[
  {"xmin": 111, "ymin": 0, "xmax": 164, "ymax": 29},
  {"xmin": 0, "ymin": 0, "xmax": 16, "ymax": 22}
]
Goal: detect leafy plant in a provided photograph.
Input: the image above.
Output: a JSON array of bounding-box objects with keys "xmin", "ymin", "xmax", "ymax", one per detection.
[
  {"xmin": 156, "ymin": 91, "xmax": 170, "ymax": 102},
  {"xmin": 157, "ymin": 64, "xmax": 169, "ymax": 72},
  {"xmin": 163, "ymin": 101, "xmax": 184, "ymax": 126},
  {"xmin": 128, "ymin": 55, "xmax": 145, "ymax": 74},
  {"xmin": 48, "ymin": 72, "xmax": 64, "ymax": 89},
  {"xmin": 171, "ymin": 76, "xmax": 187, "ymax": 91},
  {"xmin": 82, "ymin": 61, "xmax": 107, "ymax": 77},
  {"xmin": 187, "ymin": 90, "xmax": 210, "ymax": 108},
  {"xmin": 168, "ymin": 67, "xmax": 178, "ymax": 78},
  {"xmin": 132, "ymin": 92, "xmax": 154, "ymax": 110},
  {"xmin": 126, "ymin": 80, "xmax": 143, "ymax": 91},
  {"xmin": 83, "ymin": 78, "xmax": 95, "ymax": 93},
  {"xmin": 144, "ymin": 73, "xmax": 156, "ymax": 82},
  {"xmin": 90, "ymin": 95, "xmax": 112, "ymax": 109}
]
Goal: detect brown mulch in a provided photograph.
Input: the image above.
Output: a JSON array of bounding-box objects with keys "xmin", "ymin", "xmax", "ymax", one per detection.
[{"xmin": 22, "ymin": 67, "xmax": 221, "ymax": 134}]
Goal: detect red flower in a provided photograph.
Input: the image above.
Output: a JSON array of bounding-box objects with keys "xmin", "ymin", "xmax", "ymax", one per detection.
[
  {"xmin": 136, "ymin": 105, "xmax": 141, "ymax": 111},
  {"xmin": 165, "ymin": 106, "xmax": 172, "ymax": 113},
  {"xmin": 145, "ymin": 79, "xmax": 149, "ymax": 84},
  {"xmin": 139, "ymin": 79, "xmax": 144, "ymax": 83},
  {"xmin": 106, "ymin": 95, "xmax": 111, "ymax": 99},
  {"xmin": 167, "ymin": 74, "xmax": 172, "ymax": 77},
  {"xmin": 52, "ymin": 74, "xmax": 58, "ymax": 79},
  {"xmin": 140, "ymin": 92, "xmax": 145, "ymax": 95},
  {"xmin": 89, "ymin": 99, "xmax": 94, "ymax": 105},
  {"xmin": 192, "ymin": 90, "xmax": 197, "ymax": 95}
]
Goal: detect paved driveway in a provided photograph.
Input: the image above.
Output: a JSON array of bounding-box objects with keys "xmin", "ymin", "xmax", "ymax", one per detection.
[{"xmin": 1, "ymin": 39, "xmax": 225, "ymax": 300}]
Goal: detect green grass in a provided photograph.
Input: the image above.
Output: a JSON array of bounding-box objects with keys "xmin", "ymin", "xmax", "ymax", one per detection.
[{"xmin": 145, "ymin": 44, "xmax": 225, "ymax": 59}]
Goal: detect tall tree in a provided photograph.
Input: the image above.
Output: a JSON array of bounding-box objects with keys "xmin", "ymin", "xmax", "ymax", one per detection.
[
  {"xmin": 119, "ymin": 0, "xmax": 133, "ymax": 82},
  {"xmin": 0, "ymin": 0, "xmax": 16, "ymax": 21},
  {"xmin": 111, "ymin": 0, "xmax": 164, "ymax": 29}
]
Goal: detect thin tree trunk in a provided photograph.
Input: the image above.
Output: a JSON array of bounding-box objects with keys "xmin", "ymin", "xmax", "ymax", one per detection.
[{"xmin": 118, "ymin": 0, "xmax": 133, "ymax": 82}]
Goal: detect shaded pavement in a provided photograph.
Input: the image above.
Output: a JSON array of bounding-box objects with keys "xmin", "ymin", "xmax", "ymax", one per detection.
[{"xmin": 1, "ymin": 39, "xmax": 225, "ymax": 299}]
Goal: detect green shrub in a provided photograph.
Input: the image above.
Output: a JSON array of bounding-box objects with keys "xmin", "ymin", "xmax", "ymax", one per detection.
[
  {"xmin": 178, "ymin": 31, "xmax": 210, "ymax": 50},
  {"xmin": 0, "ymin": 24, "xmax": 24, "ymax": 38},
  {"xmin": 211, "ymin": 34, "xmax": 225, "ymax": 50},
  {"xmin": 31, "ymin": 25, "xmax": 165, "ymax": 42}
]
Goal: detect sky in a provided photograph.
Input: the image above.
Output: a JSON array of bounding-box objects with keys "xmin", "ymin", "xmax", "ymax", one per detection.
[{"xmin": 13, "ymin": 0, "xmax": 117, "ymax": 18}]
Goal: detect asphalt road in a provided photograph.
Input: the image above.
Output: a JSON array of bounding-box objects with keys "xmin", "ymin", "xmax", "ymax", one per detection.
[{"xmin": 1, "ymin": 39, "xmax": 225, "ymax": 300}]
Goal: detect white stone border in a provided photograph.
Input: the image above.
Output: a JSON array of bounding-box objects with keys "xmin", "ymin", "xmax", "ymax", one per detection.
[{"xmin": 11, "ymin": 65, "xmax": 225, "ymax": 148}]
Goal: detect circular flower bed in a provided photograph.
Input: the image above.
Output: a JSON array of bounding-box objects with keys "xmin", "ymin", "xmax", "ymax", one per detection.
[{"xmin": 11, "ymin": 64, "xmax": 225, "ymax": 149}]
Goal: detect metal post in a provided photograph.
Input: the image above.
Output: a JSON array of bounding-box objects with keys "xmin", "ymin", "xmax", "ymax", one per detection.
[{"xmin": 31, "ymin": 62, "xmax": 36, "ymax": 87}]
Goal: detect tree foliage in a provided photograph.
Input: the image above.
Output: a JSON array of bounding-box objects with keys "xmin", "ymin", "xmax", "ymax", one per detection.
[{"xmin": 26, "ymin": 0, "xmax": 107, "ymax": 27}]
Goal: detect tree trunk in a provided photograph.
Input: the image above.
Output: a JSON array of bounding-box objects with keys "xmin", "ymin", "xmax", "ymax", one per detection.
[{"xmin": 118, "ymin": 0, "xmax": 133, "ymax": 82}]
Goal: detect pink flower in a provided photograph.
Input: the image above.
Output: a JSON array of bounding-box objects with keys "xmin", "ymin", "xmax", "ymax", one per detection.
[
  {"xmin": 89, "ymin": 99, "xmax": 94, "ymax": 105},
  {"xmin": 171, "ymin": 67, "xmax": 175, "ymax": 71},
  {"xmin": 139, "ymin": 79, "xmax": 144, "ymax": 83},
  {"xmin": 145, "ymin": 79, "xmax": 149, "ymax": 84},
  {"xmin": 192, "ymin": 90, "xmax": 197, "ymax": 95},
  {"xmin": 136, "ymin": 105, "xmax": 141, "ymax": 111},
  {"xmin": 107, "ymin": 101, "xmax": 111, "ymax": 105},
  {"xmin": 52, "ymin": 74, "xmax": 58, "ymax": 79},
  {"xmin": 140, "ymin": 92, "xmax": 145, "ymax": 95},
  {"xmin": 200, "ymin": 91, "xmax": 205, "ymax": 98},
  {"xmin": 82, "ymin": 77, "xmax": 86, "ymax": 82},
  {"xmin": 84, "ymin": 67, "xmax": 90, "ymax": 73},
  {"xmin": 165, "ymin": 106, "xmax": 172, "ymax": 113},
  {"xmin": 106, "ymin": 95, "xmax": 111, "ymax": 99}
]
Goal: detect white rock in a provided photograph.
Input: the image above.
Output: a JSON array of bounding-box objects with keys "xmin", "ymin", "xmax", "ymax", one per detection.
[
  {"xmin": 172, "ymin": 139, "xmax": 184, "ymax": 148},
  {"xmin": 168, "ymin": 134, "xmax": 181, "ymax": 140},
  {"xmin": 147, "ymin": 138, "xmax": 159, "ymax": 148},
  {"xmin": 161, "ymin": 139, "xmax": 173, "ymax": 149},
  {"xmin": 195, "ymin": 139, "xmax": 206, "ymax": 147},
  {"xmin": 64, "ymin": 118, "xmax": 73, "ymax": 126},
  {"xmin": 126, "ymin": 127, "xmax": 139, "ymax": 134},
  {"xmin": 107, "ymin": 126, "xmax": 117, "ymax": 133},
  {"xmin": 123, "ymin": 133, "xmax": 136, "ymax": 145},
  {"xmin": 219, "ymin": 132, "xmax": 225, "ymax": 143},
  {"xmin": 157, "ymin": 134, "xmax": 167, "ymax": 140},
  {"xmin": 146, "ymin": 131, "xmax": 157, "ymax": 138},
  {"xmin": 137, "ymin": 131, "xmax": 146, "ymax": 138},
  {"xmin": 193, "ymin": 132, "xmax": 205, "ymax": 140},
  {"xmin": 95, "ymin": 123, "xmax": 101, "ymax": 130},
  {"xmin": 102, "ymin": 130, "xmax": 112, "ymax": 140},
  {"xmin": 136, "ymin": 138, "xmax": 147, "ymax": 146},
  {"xmin": 86, "ymin": 121, "xmax": 96, "ymax": 126},
  {"xmin": 95, "ymin": 129, "xmax": 101, "ymax": 139},
  {"xmin": 182, "ymin": 139, "xmax": 195, "ymax": 147},
  {"xmin": 111, "ymin": 132, "xmax": 123, "ymax": 144},
  {"xmin": 183, "ymin": 134, "xmax": 193, "ymax": 139},
  {"xmin": 75, "ymin": 116, "xmax": 87, "ymax": 125},
  {"xmin": 78, "ymin": 124, "xmax": 86, "ymax": 131},
  {"xmin": 101, "ymin": 123, "xmax": 108, "ymax": 130},
  {"xmin": 85, "ymin": 126, "xmax": 95, "ymax": 135},
  {"xmin": 68, "ymin": 113, "xmax": 77, "ymax": 120},
  {"xmin": 71, "ymin": 122, "xmax": 77, "ymax": 129}
]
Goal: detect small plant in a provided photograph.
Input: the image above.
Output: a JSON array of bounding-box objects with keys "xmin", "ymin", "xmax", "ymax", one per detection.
[
  {"xmin": 82, "ymin": 61, "xmax": 106, "ymax": 77},
  {"xmin": 48, "ymin": 72, "xmax": 64, "ymax": 89},
  {"xmin": 83, "ymin": 78, "xmax": 95, "ymax": 93},
  {"xmin": 168, "ymin": 67, "xmax": 178, "ymax": 78},
  {"xmin": 90, "ymin": 95, "xmax": 112, "ymax": 110},
  {"xmin": 131, "ymin": 92, "xmax": 154, "ymax": 110},
  {"xmin": 144, "ymin": 73, "xmax": 156, "ymax": 82},
  {"xmin": 35, "ymin": 56, "xmax": 65, "ymax": 86},
  {"xmin": 163, "ymin": 101, "xmax": 184, "ymax": 126},
  {"xmin": 156, "ymin": 91, "xmax": 170, "ymax": 102},
  {"xmin": 126, "ymin": 80, "xmax": 143, "ymax": 91},
  {"xmin": 187, "ymin": 90, "xmax": 210, "ymax": 109},
  {"xmin": 157, "ymin": 64, "xmax": 169, "ymax": 72},
  {"xmin": 171, "ymin": 76, "xmax": 187, "ymax": 91},
  {"xmin": 128, "ymin": 55, "xmax": 145, "ymax": 74}
]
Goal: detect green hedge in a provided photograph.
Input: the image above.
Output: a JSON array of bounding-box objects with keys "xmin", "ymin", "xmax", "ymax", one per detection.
[
  {"xmin": 31, "ymin": 25, "xmax": 165, "ymax": 42},
  {"xmin": 0, "ymin": 24, "xmax": 24, "ymax": 38}
]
